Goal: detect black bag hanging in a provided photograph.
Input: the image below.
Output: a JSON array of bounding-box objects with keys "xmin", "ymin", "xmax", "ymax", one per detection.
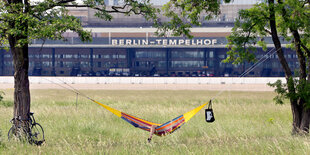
[{"xmin": 205, "ymin": 100, "xmax": 215, "ymax": 123}]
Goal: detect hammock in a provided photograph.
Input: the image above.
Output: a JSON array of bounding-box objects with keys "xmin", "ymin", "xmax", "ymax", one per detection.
[{"xmin": 91, "ymin": 99, "xmax": 208, "ymax": 136}]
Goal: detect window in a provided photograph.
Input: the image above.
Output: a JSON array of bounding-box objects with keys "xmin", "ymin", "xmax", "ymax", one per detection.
[
  {"xmin": 171, "ymin": 51, "xmax": 203, "ymax": 58},
  {"xmin": 287, "ymin": 54, "xmax": 292, "ymax": 59},
  {"xmin": 118, "ymin": 62, "xmax": 126, "ymax": 67},
  {"xmin": 136, "ymin": 51, "xmax": 166, "ymax": 58},
  {"xmin": 103, "ymin": 62, "xmax": 111, "ymax": 67},
  {"xmin": 42, "ymin": 61, "xmax": 52, "ymax": 67},
  {"xmin": 93, "ymin": 54, "xmax": 102, "ymax": 59},
  {"xmin": 80, "ymin": 61, "xmax": 89, "ymax": 67},
  {"xmin": 97, "ymin": 62, "xmax": 101, "ymax": 67},
  {"xmin": 171, "ymin": 61, "xmax": 203, "ymax": 68},
  {"xmin": 56, "ymin": 61, "xmax": 64, "ymax": 67},
  {"xmin": 209, "ymin": 51, "xmax": 214, "ymax": 58},
  {"xmin": 112, "ymin": 54, "xmax": 118, "ymax": 58},
  {"xmin": 119, "ymin": 55, "xmax": 126, "ymax": 59},
  {"xmin": 80, "ymin": 55, "xmax": 89, "ymax": 58},
  {"xmin": 42, "ymin": 54, "xmax": 51, "ymax": 58},
  {"xmin": 103, "ymin": 55, "xmax": 110, "ymax": 58},
  {"xmin": 208, "ymin": 61, "xmax": 214, "ymax": 67},
  {"xmin": 158, "ymin": 61, "xmax": 166, "ymax": 68},
  {"xmin": 64, "ymin": 62, "xmax": 73, "ymax": 67},
  {"xmin": 4, "ymin": 61, "xmax": 13, "ymax": 67},
  {"xmin": 218, "ymin": 54, "xmax": 225, "ymax": 59},
  {"xmin": 64, "ymin": 54, "xmax": 72, "ymax": 58}
]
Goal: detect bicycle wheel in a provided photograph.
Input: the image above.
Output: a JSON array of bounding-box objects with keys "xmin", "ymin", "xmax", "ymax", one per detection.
[
  {"xmin": 8, "ymin": 126, "xmax": 24, "ymax": 141},
  {"xmin": 30, "ymin": 123, "xmax": 45, "ymax": 143}
]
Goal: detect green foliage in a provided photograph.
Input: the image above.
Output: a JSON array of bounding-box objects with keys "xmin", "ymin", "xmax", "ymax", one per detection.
[
  {"xmin": 225, "ymin": 2, "xmax": 270, "ymax": 64},
  {"xmin": 226, "ymin": 0, "xmax": 310, "ymax": 111},
  {"xmin": 0, "ymin": 0, "xmax": 236, "ymax": 49},
  {"xmin": 226, "ymin": 0, "xmax": 309, "ymax": 64},
  {"xmin": 0, "ymin": 92, "xmax": 13, "ymax": 107},
  {"xmin": 0, "ymin": 100, "xmax": 14, "ymax": 108},
  {"xmin": 156, "ymin": 0, "xmax": 231, "ymax": 38},
  {"xmin": 268, "ymin": 78, "xmax": 310, "ymax": 107}
]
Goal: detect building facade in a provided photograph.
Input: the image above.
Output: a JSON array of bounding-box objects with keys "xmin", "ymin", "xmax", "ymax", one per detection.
[{"xmin": 0, "ymin": 27, "xmax": 298, "ymax": 77}]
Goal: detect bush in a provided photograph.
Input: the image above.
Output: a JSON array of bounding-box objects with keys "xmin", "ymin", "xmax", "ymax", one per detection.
[
  {"xmin": 0, "ymin": 91, "xmax": 13, "ymax": 107},
  {"xmin": 0, "ymin": 100, "xmax": 14, "ymax": 107}
]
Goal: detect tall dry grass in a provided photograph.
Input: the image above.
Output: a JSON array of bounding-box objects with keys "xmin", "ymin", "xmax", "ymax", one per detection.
[{"xmin": 0, "ymin": 89, "xmax": 310, "ymax": 154}]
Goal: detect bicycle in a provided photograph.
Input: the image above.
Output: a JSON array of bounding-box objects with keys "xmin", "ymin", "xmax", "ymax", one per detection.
[{"xmin": 8, "ymin": 112, "xmax": 45, "ymax": 145}]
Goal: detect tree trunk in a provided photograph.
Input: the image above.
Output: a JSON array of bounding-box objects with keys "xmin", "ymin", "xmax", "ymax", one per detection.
[
  {"xmin": 11, "ymin": 46, "xmax": 30, "ymax": 120},
  {"xmin": 299, "ymin": 108, "xmax": 310, "ymax": 133},
  {"xmin": 10, "ymin": 44, "xmax": 31, "ymax": 128},
  {"xmin": 268, "ymin": 0, "xmax": 310, "ymax": 134},
  {"xmin": 8, "ymin": 18, "xmax": 31, "ymax": 133}
]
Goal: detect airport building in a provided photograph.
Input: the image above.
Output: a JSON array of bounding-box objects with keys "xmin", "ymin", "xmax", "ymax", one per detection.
[{"xmin": 0, "ymin": 3, "xmax": 299, "ymax": 77}]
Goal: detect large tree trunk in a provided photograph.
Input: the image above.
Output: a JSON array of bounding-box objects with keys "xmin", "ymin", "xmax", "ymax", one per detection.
[
  {"xmin": 11, "ymin": 46, "xmax": 30, "ymax": 121},
  {"xmin": 10, "ymin": 42, "xmax": 31, "ymax": 130}
]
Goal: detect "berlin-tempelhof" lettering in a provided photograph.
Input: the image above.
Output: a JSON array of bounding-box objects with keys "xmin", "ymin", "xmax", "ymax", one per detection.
[{"xmin": 111, "ymin": 39, "xmax": 217, "ymax": 46}]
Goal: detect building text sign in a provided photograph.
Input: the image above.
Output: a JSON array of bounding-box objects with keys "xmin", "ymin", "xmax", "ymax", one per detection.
[{"xmin": 111, "ymin": 38, "xmax": 218, "ymax": 46}]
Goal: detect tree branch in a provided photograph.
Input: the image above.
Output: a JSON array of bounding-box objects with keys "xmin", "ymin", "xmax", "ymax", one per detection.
[
  {"xmin": 63, "ymin": 3, "xmax": 146, "ymax": 15},
  {"xmin": 264, "ymin": 28, "xmax": 272, "ymax": 35},
  {"xmin": 278, "ymin": 0, "xmax": 307, "ymax": 79}
]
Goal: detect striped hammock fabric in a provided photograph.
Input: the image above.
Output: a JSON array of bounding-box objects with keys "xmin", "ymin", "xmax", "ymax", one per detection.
[{"xmin": 91, "ymin": 99, "xmax": 208, "ymax": 136}]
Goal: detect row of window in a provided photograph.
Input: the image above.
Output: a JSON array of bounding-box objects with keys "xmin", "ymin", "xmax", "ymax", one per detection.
[
  {"xmin": 1, "ymin": 52, "xmax": 299, "ymax": 60},
  {"xmin": 3, "ymin": 54, "xmax": 127, "ymax": 59},
  {"xmin": 135, "ymin": 51, "xmax": 215, "ymax": 58},
  {"xmin": 3, "ymin": 60, "xmax": 299, "ymax": 69}
]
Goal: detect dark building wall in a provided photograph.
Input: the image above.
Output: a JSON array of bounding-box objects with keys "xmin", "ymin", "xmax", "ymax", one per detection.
[
  {"xmin": 0, "ymin": 50, "xmax": 4, "ymax": 75},
  {"xmin": 0, "ymin": 47, "xmax": 299, "ymax": 77}
]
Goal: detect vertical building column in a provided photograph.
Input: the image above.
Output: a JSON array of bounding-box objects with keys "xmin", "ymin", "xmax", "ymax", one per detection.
[
  {"xmin": 214, "ymin": 48, "xmax": 220, "ymax": 77},
  {"xmin": 204, "ymin": 49, "xmax": 207, "ymax": 76},
  {"xmin": 127, "ymin": 49, "xmax": 131, "ymax": 68},
  {"xmin": 166, "ymin": 48, "xmax": 170, "ymax": 75},
  {"xmin": 0, "ymin": 49, "xmax": 3, "ymax": 75},
  {"xmin": 52, "ymin": 48, "xmax": 56, "ymax": 76},
  {"xmin": 90, "ymin": 48, "xmax": 94, "ymax": 73}
]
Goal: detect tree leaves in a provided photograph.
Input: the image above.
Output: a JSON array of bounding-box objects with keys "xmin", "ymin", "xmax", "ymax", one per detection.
[
  {"xmin": 155, "ymin": 0, "xmax": 229, "ymax": 38},
  {"xmin": 268, "ymin": 78, "xmax": 310, "ymax": 108},
  {"xmin": 227, "ymin": 0, "xmax": 310, "ymax": 107},
  {"xmin": 225, "ymin": 3, "xmax": 271, "ymax": 64}
]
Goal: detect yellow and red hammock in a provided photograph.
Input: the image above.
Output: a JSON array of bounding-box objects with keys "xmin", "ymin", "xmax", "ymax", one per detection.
[{"xmin": 91, "ymin": 99, "xmax": 208, "ymax": 136}]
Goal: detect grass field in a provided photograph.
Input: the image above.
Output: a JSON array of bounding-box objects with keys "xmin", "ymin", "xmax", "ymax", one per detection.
[{"xmin": 0, "ymin": 89, "xmax": 310, "ymax": 154}]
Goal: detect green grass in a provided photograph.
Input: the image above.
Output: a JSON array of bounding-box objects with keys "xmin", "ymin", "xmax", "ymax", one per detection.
[{"xmin": 0, "ymin": 89, "xmax": 310, "ymax": 154}]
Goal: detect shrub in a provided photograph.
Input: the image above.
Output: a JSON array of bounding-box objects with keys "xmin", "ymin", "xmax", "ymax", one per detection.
[
  {"xmin": 0, "ymin": 91, "xmax": 13, "ymax": 107},
  {"xmin": 0, "ymin": 101, "xmax": 14, "ymax": 107}
]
